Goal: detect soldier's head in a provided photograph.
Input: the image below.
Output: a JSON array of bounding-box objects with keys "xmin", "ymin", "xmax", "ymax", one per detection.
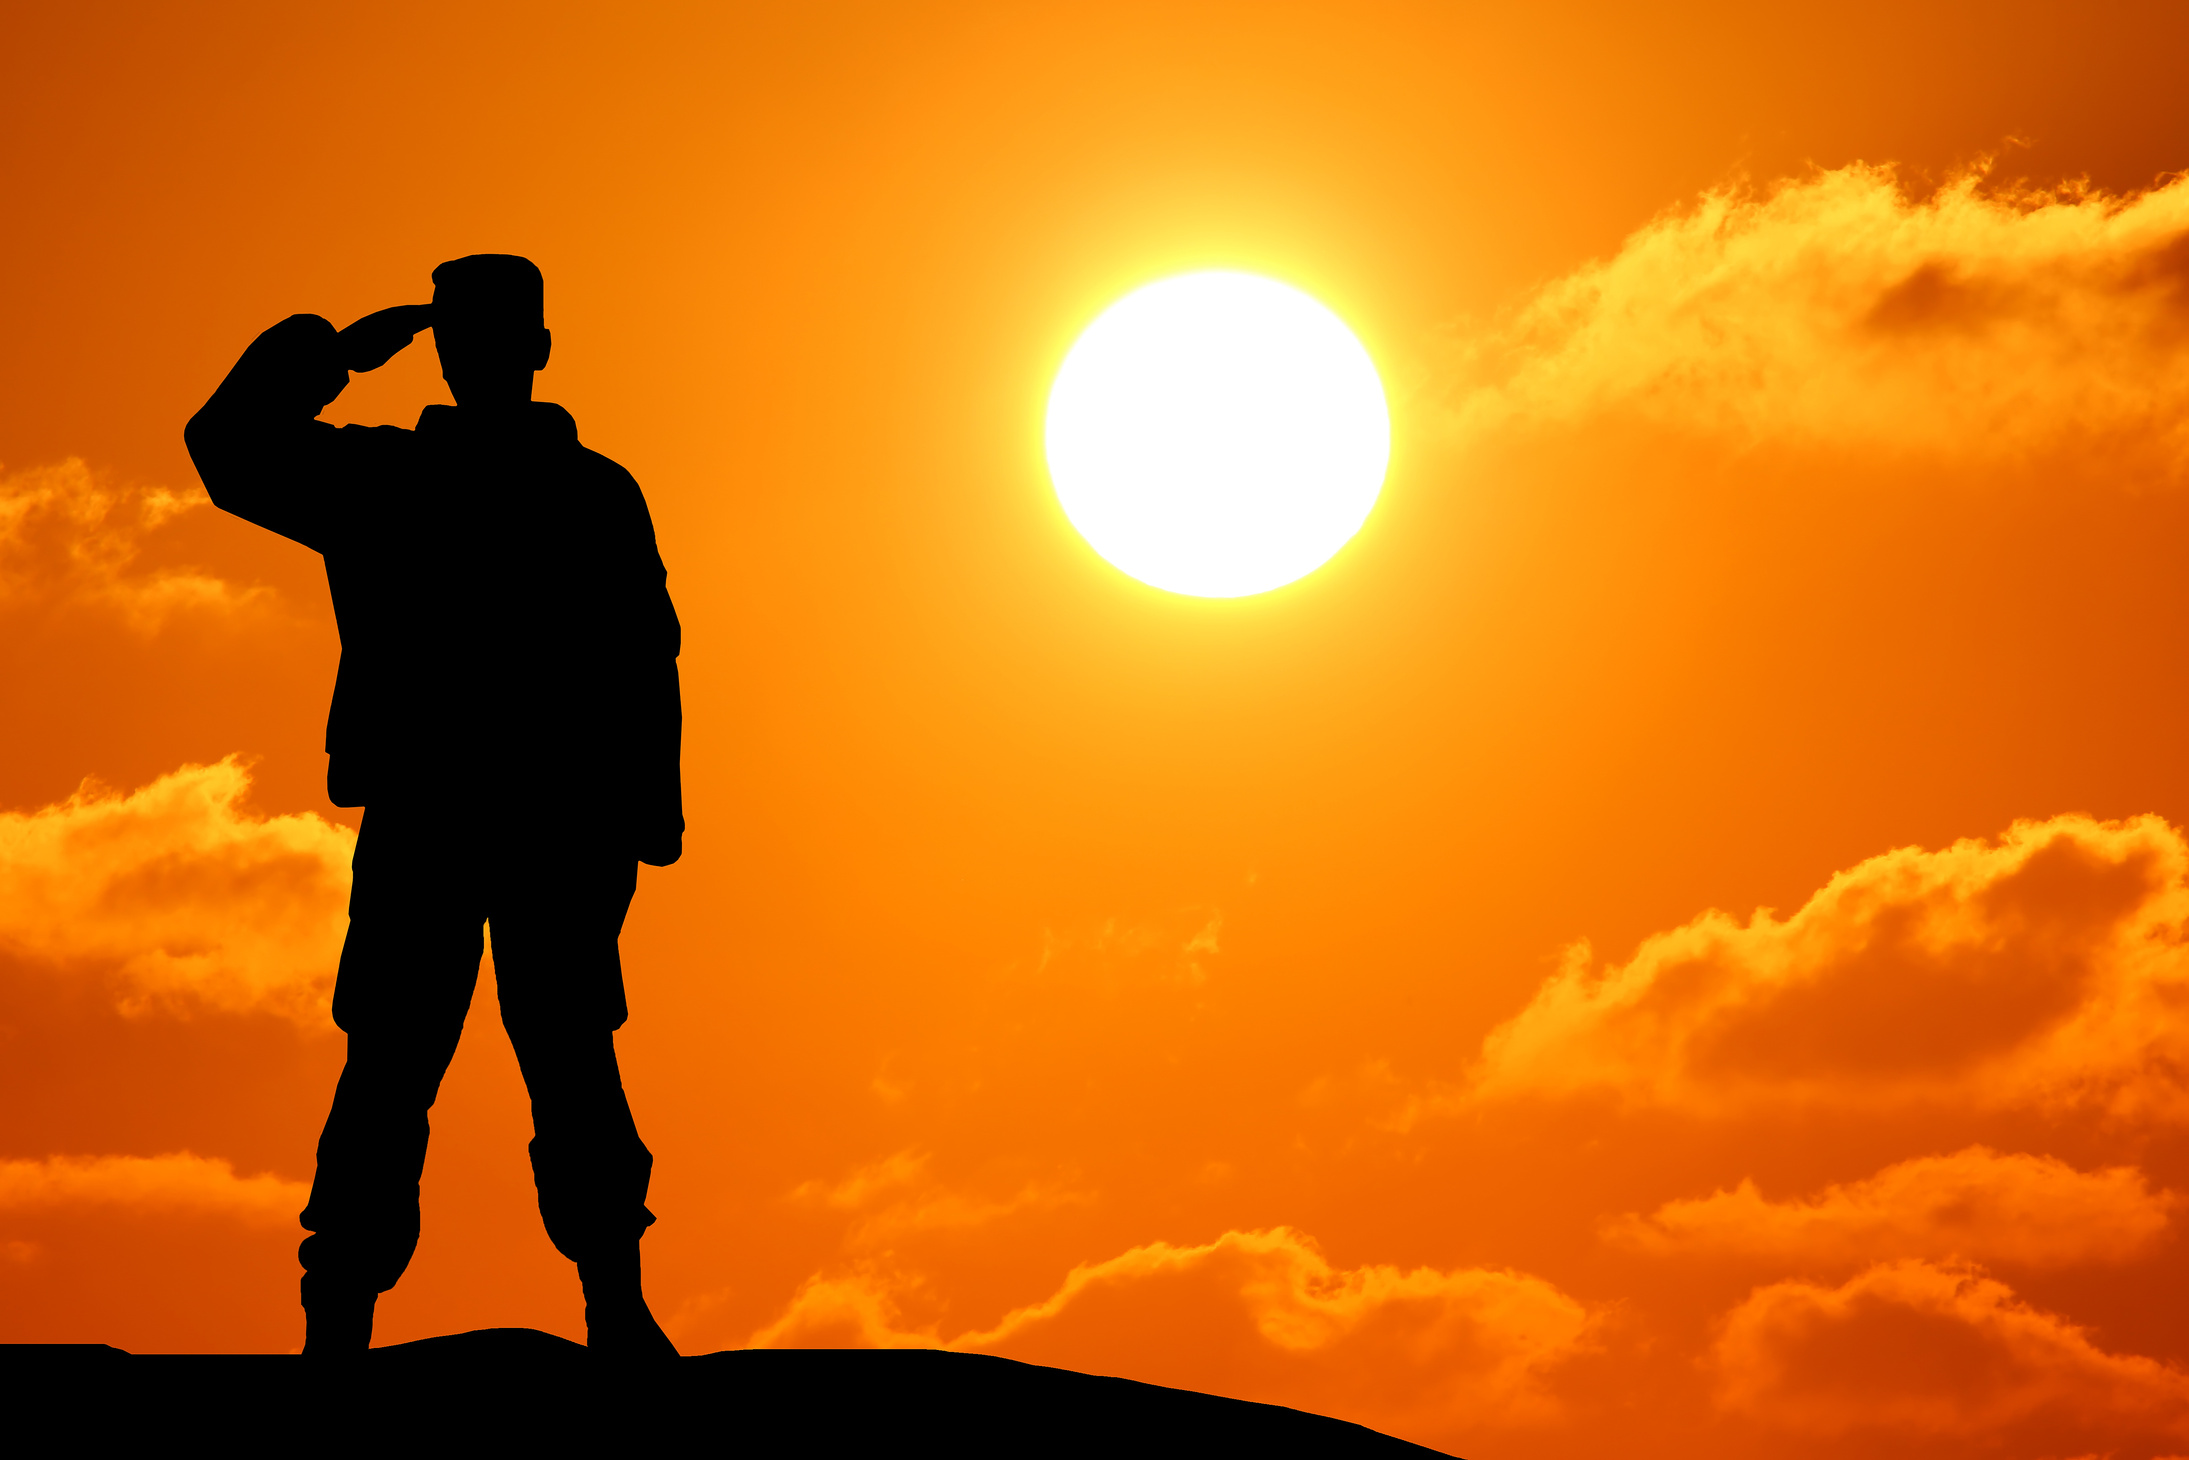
[{"xmin": 431, "ymin": 254, "xmax": 551, "ymax": 410}]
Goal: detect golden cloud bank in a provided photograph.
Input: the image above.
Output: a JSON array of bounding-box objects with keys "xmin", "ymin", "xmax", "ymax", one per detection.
[
  {"xmin": 0, "ymin": 758, "xmax": 352, "ymax": 1022},
  {"xmin": 1451, "ymin": 163, "xmax": 2189, "ymax": 463}
]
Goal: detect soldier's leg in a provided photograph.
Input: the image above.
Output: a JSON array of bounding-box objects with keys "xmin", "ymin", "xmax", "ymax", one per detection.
[
  {"xmin": 505, "ymin": 1024, "xmax": 655, "ymax": 1258},
  {"xmin": 298, "ymin": 805, "xmax": 484, "ymax": 1353},
  {"xmin": 491, "ymin": 852, "xmax": 672, "ymax": 1354}
]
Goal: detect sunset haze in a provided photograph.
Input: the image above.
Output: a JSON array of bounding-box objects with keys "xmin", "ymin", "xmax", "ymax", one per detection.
[{"xmin": 7, "ymin": 4, "xmax": 2189, "ymax": 1455}]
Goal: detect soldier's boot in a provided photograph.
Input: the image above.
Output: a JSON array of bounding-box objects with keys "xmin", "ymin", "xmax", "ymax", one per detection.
[
  {"xmin": 300, "ymin": 1273, "xmax": 377, "ymax": 1355},
  {"xmin": 580, "ymin": 1247, "xmax": 678, "ymax": 1358}
]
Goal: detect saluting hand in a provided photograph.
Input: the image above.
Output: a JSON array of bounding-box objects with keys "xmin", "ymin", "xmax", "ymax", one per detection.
[{"xmin": 338, "ymin": 304, "xmax": 435, "ymax": 373}]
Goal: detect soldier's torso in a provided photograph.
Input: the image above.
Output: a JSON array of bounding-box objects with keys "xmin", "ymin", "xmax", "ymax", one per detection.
[{"xmin": 322, "ymin": 404, "xmax": 647, "ymax": 801}]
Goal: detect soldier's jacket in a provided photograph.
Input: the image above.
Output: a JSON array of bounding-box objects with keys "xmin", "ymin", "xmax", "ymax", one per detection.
[{"xmin": 184, "ymin": 314, "xmax": 683, "ymax": 860}]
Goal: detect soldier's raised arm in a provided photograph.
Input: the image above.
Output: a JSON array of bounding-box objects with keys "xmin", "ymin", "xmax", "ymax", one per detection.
[{"xmin": 183, "ymin": 305, "xmax": 430, "ymax": 551}]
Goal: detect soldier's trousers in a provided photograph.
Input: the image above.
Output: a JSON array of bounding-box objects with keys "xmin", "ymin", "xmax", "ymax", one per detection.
[{"xmin": 298, "ymin": 802, "xmax": 656, "ymax": 1296}]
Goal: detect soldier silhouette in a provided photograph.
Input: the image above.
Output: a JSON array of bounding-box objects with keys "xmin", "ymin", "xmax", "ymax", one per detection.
[{"xmin": 185, "ymin": 255, "xmax": 684, "ymax": 1356}]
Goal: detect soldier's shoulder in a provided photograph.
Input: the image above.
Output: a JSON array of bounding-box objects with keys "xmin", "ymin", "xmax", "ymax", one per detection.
[
  {"xmin": 572, "ymin": 441, "xmax": 639, "ymax": 482},
  {"xmin": 571, "ymin": 443, "xmax": 651, "ymax": 505}
]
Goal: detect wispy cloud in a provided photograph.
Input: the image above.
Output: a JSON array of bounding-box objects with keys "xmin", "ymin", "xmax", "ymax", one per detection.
[
  {"xmin": 1449, "ymin": 163, "xmax": 2189, "ymax": 465},
  {"xmin": 753, "ymin": 1227, "xmax": 1594, "ymax": 1432},
  {"xmin": 1713, "ymin": 1259, "xmax": 2189, "ymax": 1440},
  {"xmin": 788, "ymin": 1148, "xmax": 1090, "ymax": 1248},
  {"xmin": 1026, "ymin": 907, "xmax": 1227, "ymax": 992},
  {"xmin": 0, "ymin": 459, "xmax": 260, "ymax": 629},
  {"xmin": 1463, "ymin": 813, "xmax": 2189, "ymax": 1118},
  {"xmin": 0, "ymin": 758, "xmax": 353, "ymax": 1023},
  {"xmin": 1606, "ymin": 1146, "xmax": 2175, "ymax": 1268},
  {"xmin": 0, "ymin": 1152, "xmax": 305, "ymax": 1227}
]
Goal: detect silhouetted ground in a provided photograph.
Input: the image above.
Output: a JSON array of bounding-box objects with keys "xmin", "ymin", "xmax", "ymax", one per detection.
[{"xmin": 5, "ymin": 1329, "xmax": 1456, "ymax": 1456}]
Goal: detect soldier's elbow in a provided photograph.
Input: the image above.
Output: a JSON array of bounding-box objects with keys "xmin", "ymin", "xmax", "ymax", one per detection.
[{"xmin": 182, "ymin": 412, "xmax": 223, "ymax": 497}]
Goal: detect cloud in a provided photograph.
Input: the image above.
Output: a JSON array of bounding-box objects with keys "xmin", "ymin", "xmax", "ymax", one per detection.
[
  {"xmin": 1466, "ymin": 813, "xmax": 2189, "ymax": 1118},
  {"xmin": 0, "ymin": 1153, "xmax": 306, "ymax": 1227},
  {"xmin": 753, "ymin": 1228, "xmax": 1594, "ymax": 1435},
  {"xmin": 1025, "ymin": 906, "xmax": 1226, "ymax": 993},
  {"xmin": 787, "ymin": 1148, "xmax": 1091, "ymax": 1247},
  {"xmin": 1712, "ymin": 1259, "xmax": 2189, "ymax": 1439},
  {"xmin": 0, "ymin": 458, "xmax": 256, "ymax": 629},
  {"xmin": 0, "ymin": 758, "xmax": 353, "ymax": 1022},
  {"xmin": 794, "ymin": 1148, "xmax": 934, "ymax": 1210},
  {"xmin": 746, "ymin": 1266, "xmax": 947, "ymax": 1350},
  {"xmin": 1448, "ymin": 162, "xmax": 2189, "ymax": 464},
  {"xmin": 1606, "ymin": 1146, "xmax": 2175, "ymax": 1268}
]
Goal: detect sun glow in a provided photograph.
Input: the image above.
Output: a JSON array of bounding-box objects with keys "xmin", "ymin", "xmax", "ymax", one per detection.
[{"xmin": 1044, "ymin": 272, "xmax": 1391, "ymax": 598}]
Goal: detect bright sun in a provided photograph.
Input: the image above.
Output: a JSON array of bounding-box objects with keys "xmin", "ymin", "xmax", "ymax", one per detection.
[{"xmin": 1045, "ymin": 271, "xmax": 1390, "ymax": 599}]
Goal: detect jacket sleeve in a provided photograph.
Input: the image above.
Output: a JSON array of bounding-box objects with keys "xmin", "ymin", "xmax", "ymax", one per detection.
[
  {"xmin": 182, "ymin": 314, "xmax": 357, "ymax": 552},
  {"xmin": 621, "ymin": 472, "xmax": 685, "ymax": 867},
  {"xmin": 637, "ymin": 597, "xmax": 686, "ymax": 867}
]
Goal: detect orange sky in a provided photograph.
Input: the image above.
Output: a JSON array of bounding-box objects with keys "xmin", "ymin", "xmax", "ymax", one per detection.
[{"xmin": 8, "ymin": 2, "xmax": 2189, "ymax": 1454}]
